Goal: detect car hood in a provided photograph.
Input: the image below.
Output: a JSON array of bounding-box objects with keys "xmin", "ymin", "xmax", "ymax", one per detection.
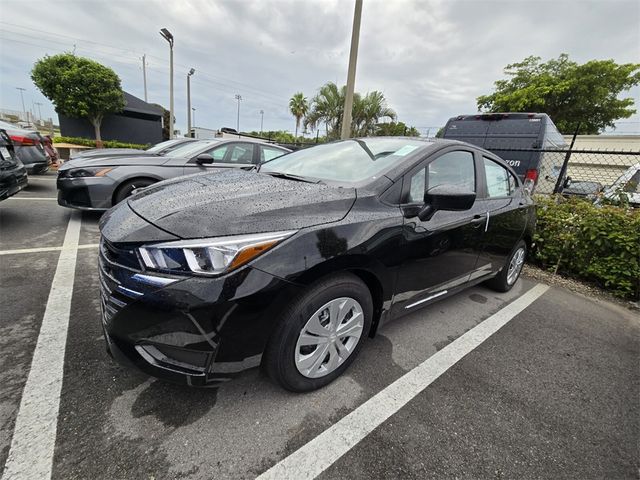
[
  {"xmin": 59, "ymin": 155, "xmax": 172, "ymax": 170},
  {"xmin": 74, "ymin": 148, "xmax": 144, "ymax": 158},
  {"xmin": 126, "ymin": 169, "xmax": 357, "ymax": 238}
]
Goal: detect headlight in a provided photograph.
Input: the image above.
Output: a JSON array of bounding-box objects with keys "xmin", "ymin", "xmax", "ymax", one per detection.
[
  {"xmin": 66, "ymin": 167, "xmax": 114, "ymax": 178},
  {"xmin": 138, "ymin": 230, "xmax": 296, "ymax": 276}
]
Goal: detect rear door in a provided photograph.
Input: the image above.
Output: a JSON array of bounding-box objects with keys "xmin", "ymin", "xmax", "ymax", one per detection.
[
  {"xmin": 483, "ymin": 118, "xmax": 541, "ymax": 180},
  {"xmin": 472, "ymin": 155, "xmax": 528, "ymax": 279}
]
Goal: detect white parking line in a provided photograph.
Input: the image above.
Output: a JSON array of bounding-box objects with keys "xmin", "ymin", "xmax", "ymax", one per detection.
[
  {"xmin": 2, "ymin": 211, "xmax": 82, "ymax": 480},
  {"xmin": 0, "ymin": 244, "xmax": 98, "ymax": 256},
  {"xmin": 6, "ymin": 197, "xmax": 57, "ymax": 201},
  {"xmin": 257, "ymin": 283, "xmax": 550, "ymax": 480}
]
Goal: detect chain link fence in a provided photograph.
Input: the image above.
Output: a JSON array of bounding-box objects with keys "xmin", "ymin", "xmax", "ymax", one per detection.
[{"xmin": 489, "ymin": 147, "xmax": 640, "ymax": 199}]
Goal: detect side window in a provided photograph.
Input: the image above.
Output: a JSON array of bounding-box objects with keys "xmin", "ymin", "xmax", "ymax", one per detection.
[
  {"xmin": 228, "ymin": 144, "xmax": 254, "ymax": 164},
  {"xmin": 483, "ymin": 157, "xmax": 511, "ymax": 197},
  {"xmin": 209, "ymin": 145, "xmax": 228, "ymax": 162},
  {"xmin": 405, "ymin": 150, "xmax": 475, "ymax": 203},
  {"xmin": 623, "ymin": 170, "xmax": 640, "ymax": 193},
  {"xmin": 508, "ymin": 172, "xmax": 518, "ymax": 194},
  {"xmin": 261, "ymin": 146, "xmax": 286, "ymax": 162}
]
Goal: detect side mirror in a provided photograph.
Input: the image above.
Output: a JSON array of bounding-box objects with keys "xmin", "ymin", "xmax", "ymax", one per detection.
[
  {"xmin": 195, "ymin": 154, "xmax": 214, "ymax": 165},
  {"xmin": 418, "ymin": 185, "xmax": 476, "ymax": 221}
]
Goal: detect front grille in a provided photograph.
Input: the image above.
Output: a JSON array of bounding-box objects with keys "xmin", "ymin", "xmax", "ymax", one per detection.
[
  {"xmin": 101, "ymin": 239, "xmax": 142, "ymax": 270},
  {"xmin": 98, "ymin": 239, "xmax": 141, "ymax": 324}
]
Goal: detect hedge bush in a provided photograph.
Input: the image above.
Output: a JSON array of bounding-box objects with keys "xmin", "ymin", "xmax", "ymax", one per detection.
[
  {"xmin": 53, "ymin": 136, "xmax": 149, "ymax": 150},
  {"xmin": 532, "ymin": 196, "xmax": 640, "ymax": 299}
]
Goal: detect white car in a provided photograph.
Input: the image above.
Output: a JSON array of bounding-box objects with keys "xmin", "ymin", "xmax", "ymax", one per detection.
[{"xmin": 602, "ymin": 162, "xmax": 640, "ymax": 206}]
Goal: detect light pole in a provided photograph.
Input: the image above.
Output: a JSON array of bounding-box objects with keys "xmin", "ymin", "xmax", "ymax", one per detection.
[
  {"xmin": 160, "ymin": 28, "xmax": 174, "ymax": 139},
  {"xmin": 16, "ymin": 87, "xmax": 26, "ymax": 122},
  {"xmin": 34, "ymin": 102, "xmax": 43, "ymax": 124},
  {"xmin": 259, "ymin": 110, "xmax": 264, "ymax": 133},
  {"xmin": 192, "ymin": 107, "xmax": 196, "ymax": 129},
  {"xmin": 340, "ymin": 0, "xmax": 363, "ymax": 140},
  {"xmin": 141, "ymin": 54, "xmax": 148, "ymax": 102},
  {"xmin": 187, "ymin": 68, "xmax": 195, "ymax": 137},
  {"xmin": 234, "ymin": 94, "xmax": 242, "ymax": 133}
]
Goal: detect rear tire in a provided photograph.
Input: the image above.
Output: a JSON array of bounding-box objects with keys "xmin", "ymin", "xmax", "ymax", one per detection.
[
  {"xmin": 485, "ymin": 240, "xmax": 527, "ymax": 292},
  {"xmin": 113, "ymin": 178, "xmax": 156, "ymax": 204},
  {"xmin": 263, "ymin": 273, "xmax": 373, "ymax": 392}
]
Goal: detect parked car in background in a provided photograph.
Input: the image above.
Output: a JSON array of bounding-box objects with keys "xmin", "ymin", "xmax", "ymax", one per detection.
[
  {"xmin": 68, "ymin": 138, "xmax": 198, "ymax": 161},
  {"xmin": 600, "ymin": 162, "xmax": 640, "ymax": 207},
  {"xmin": 0, "ymin": 120, "xmax": 50, "ymax": 174},
  {"xmin": 441, "ymin": 113, "xmax": 568, "ymax": 193},
  {"xmin": 41, "ymin": 135, "xmax": 60, "ymax": 165},
  {"xmin": 58, "ymin": 138, "xmax": 290, "ymax": 210},
  {"xmin": 0, "ymin": 129, "xmax": 28, "ymax": 200},
  {"xmin": 98, "ymin": 137, "xmax": 534, "ymax": 391}
]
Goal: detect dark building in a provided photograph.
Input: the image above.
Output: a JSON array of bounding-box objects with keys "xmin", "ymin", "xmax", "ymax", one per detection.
[{"xmin": 59, "ymin": 92, "xmax": 164, "ymax": 145}]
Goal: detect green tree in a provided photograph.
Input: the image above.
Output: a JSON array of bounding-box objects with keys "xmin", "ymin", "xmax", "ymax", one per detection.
[
  {"xmin": 477, "ymin": 54, "xmax": 640, "ymax": 134},
  {"xmin": 374, "ymin": 121, "xmax": 419, "ymax": 137},
  {"xmin": 289, "ymin": 92, "xmax": 309, "ymax": 140},
  {"xmin": 31, "ymin": 53, "xmax": 126, "ymax": 145},
  {"xmin": 353, "ymin": 91, "xmax": 396, "ymax": 136},
  {"xmin": 304, "ymin": 82, "xmax": 397, "ymax": 139}
]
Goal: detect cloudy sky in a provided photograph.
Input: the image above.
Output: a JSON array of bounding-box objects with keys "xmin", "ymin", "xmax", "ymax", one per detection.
[{"xmin": 0, "ymin": 0, "xmax": 638, "ymax": 137}]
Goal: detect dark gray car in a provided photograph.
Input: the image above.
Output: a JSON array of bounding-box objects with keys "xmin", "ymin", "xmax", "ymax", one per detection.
[
  {"xmin": 0, "ymin": 120, "xmax": 50, "ymax": 174},
  {"xmin": 57, "ymin": 138, "xmax": 290, "ymax": 210},
  {"xmin": 68, "ymin": 138, "xmax": 197, "ymax": 161}
]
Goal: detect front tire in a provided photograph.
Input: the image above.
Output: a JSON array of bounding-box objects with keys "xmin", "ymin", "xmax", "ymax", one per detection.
[
  {"xmin": 486, "ymin": 240, "xmax": 527, "ymax": 292},
  {"xmin": 264, "ymin": 273, "xmax": 373, "ymax": 392},
  {"xmin": 113, "ymin": 178, "xmax": 156, "ymax": 204}
]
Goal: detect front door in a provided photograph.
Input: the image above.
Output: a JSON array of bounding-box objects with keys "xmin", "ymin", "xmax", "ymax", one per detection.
[{"xmin": 391, "ymin": 149, "xmax": 486, "ymax": 316}]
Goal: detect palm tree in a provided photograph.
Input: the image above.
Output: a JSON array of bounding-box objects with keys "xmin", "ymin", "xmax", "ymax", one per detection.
[
  {"xmin": 305, "ymin": 83, "xmax": 397, "ymax": 139},
  {"xmin": 305, "ymin": 82, "xmax": 345, "ymax": 139},
  {"xmin": 289, "ymin": 92, "xmax": 309, "ymax": 140}
]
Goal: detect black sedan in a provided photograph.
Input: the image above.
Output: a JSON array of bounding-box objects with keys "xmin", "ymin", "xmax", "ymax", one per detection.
[
  {"xmin": 0, "ymin": 129, "xmax": 28, "ymax": 200},
  {"xmin": 99, "ymin": 137, "xmax": 535, "ymax": 392}
]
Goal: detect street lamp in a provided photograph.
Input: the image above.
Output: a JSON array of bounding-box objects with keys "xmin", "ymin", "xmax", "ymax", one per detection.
[
  {"xmin": 192, "ymin": 107, "xmax": 196, "ymax": 129},
  {"xmin": 159, "ymin": 28, "xmax": 174, "ymax": 139},
  {"xmin": 259, "ymin": 109, "xmax": 264, "ymax": 133},
  {"xmin": 187, "ymin": 68, "xmax": 195, "ymax": 137},
  {"xmin": 341, "ymin": 0, "xmax": 363, "ymax": 139},
  {"xmin": 234, "ymin": 94, "xmax": 242, "ymax": 133},
  {"xmin": 16, "ymin": 87, "xmax": 26, "ymax": 122}
]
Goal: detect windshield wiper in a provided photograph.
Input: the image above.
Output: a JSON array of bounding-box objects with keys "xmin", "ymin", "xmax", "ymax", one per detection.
[{"xmin": 262, "ymin": 171, "xmax": 323, "ymax": 184}]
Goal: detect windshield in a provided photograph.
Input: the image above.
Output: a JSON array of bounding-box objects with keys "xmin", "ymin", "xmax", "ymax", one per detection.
[
  {"xmin": 260, "ymin": 138, "xmax": 428, "ymax": 183},
  {"xmin": 146, "ymin": 139, "xmax": 187, "ymax": 153},
  {"xmin": 163, "ymin": 139, "xmax": 220, "ymax": 158}
]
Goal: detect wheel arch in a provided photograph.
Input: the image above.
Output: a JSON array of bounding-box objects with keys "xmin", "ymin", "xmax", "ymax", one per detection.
[{"xmin": 111, "ymin": 175, "xmax": 163, "ymax": 205}]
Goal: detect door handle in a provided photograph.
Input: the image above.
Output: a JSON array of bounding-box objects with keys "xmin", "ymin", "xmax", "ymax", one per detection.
[{"xmin": 470, "ymin": 214, "xmax": 486, "ymax": 227}]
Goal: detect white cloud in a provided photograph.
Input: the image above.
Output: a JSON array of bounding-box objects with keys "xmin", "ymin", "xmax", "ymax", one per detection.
[{"xmin": 0, "ymin": 0, "xmax": 638, "ymax": 136}]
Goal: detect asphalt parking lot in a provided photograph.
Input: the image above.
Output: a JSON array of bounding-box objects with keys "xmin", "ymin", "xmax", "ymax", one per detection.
[{"xmin": 1, "ymin": 172, "xmax": 639, "ymax": 480}]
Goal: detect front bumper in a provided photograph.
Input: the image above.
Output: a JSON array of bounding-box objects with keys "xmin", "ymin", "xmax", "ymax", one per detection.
[
  {"xmin": 98, "ymin": 239, "xmax": 302, "ymax": 386},
  {"xmin": 0, "ymin": 165, "xmax": 28, "ymax": 200},
  {"xmin": 57, "ymin": 176, "xmax": 114, "ymax": 210}
]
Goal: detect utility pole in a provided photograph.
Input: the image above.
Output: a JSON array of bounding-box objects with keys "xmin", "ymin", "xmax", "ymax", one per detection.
[
  {"xmin": 160, "ymin": 28, "xmax": 174, "ymax": 139},
  {"xmin": 187, "ymin": 68, "xmax": 195, "ymax": 137},
  {"xmin": 235, "ymin": 94, "xmax": 242, "ymax": 133},
  {"xmin": 34, "ymin": 102, "xmax": 43, "ymax": 123},
  {"xmin": 16, "ymin": 87, "xmax": 26, "ymax": 122},
  {"xmin": 340, "ymin": 0, "xmax": 363, "ymax": 140},
  {"xmin": 142, "ymin": 54, "xmax": 148, "ymax": 102},
  {"xmin": 259, "ymin": 110, "xmax": 264, "ymax": 133}
]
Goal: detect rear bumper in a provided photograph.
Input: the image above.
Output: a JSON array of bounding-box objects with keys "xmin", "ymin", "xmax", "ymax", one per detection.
[
  {"xmin": 0, "ymin": 166, "xmax": 28, "ymax": 200},
  {"xmin": 25, "ymin": 161, "xmax": 51, "ymax": 175}
]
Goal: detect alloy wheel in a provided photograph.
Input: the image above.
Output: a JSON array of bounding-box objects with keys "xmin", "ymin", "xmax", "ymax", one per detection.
[{"xmin": 507, "ymin": 247, "xmax": 526, "ymax": 285}]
